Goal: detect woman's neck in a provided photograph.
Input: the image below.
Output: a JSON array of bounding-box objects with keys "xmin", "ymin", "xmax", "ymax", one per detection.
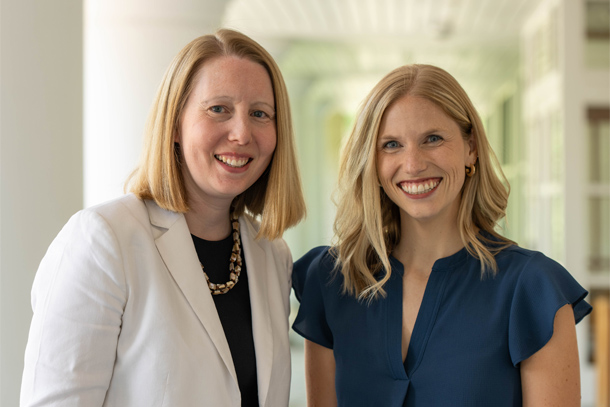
[
  {"xmin": 393, "ymin": 216, "xmax": 464, "ymax": 278},
  {"xmin": 184, "ymin": 199, "xmax": 233, "ymax": 241}
]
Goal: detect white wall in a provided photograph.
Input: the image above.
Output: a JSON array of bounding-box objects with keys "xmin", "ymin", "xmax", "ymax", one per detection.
[{"xmin": 0, "ymin": 1, "xmax": 83, "ymax": 406}]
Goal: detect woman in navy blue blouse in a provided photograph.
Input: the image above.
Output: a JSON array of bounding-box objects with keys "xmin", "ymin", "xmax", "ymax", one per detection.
[{"xmin": 292, "ymin": 64, "xmax": 591, "ymax": 406}]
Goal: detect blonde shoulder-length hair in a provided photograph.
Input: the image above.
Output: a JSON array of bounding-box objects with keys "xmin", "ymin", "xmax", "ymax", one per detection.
[
  {"xmin": 126, "ymin": 29, "xmax": 306, "ymax": 240},
  {"xmin": 333, "ymin": 64, "xmax": 514, "ymax": 300}
]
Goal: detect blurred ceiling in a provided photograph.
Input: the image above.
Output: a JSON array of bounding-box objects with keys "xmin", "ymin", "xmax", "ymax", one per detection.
[
  {"xmin": 224, "ymin": 0, "xmax": 540, "ymax": 46},
  {"xmin": 222, "ymin": 0, "xmax": 545, "ymax": 111}
]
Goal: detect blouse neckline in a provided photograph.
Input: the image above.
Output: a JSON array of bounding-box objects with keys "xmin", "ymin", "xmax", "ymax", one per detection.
[
  {"xmin": 389, "ymin": 245, "xmax": 470, "ymax": 276},
  {"xmin": 385, "ymin": 245, "xmax": 471, "ymax": 381}
]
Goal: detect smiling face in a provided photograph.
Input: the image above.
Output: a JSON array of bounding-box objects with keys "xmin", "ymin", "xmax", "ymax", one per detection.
[
  {"xmin": 376, "ymin": 95, "xmax": 477, "ymax": 226},
  {"xmin": 175, "ymin": 56, "xmax": 277, "ymax": 209}
]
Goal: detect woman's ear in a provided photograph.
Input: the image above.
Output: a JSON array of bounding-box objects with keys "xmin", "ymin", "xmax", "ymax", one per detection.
[{"xmin": 466, "ymin": 133, "xmax": 477, "ymax": 164}]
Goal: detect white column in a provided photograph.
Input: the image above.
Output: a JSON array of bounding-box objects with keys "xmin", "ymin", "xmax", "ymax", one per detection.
[
  {"xmin": 84, "ymin": 0, "xmax": 228, "ymax": 206},
  {"xmin": 560, "ymin": 0, "xmax": 586, "ymax": 288},
  {"xmin": 560, "ymin": 1, "xmax": 596, "ymax": 405},
  {"xmin": 0, "ymin": 1, "xmax": 83, "ymax": 405}
]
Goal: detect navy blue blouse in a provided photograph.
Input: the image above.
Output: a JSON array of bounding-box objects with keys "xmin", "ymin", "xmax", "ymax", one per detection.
[{"xmin": 292, "ymin": 244, "xmax": 591, "ymax": 407}]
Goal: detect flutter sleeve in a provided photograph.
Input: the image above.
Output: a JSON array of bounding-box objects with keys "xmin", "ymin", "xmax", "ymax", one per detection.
[
  {"xmin": 508, "ymin": 252, "xmax": 592, "ymax": 366},
  {"xmin": 292, "ymin": 246, "xmax": 335, "ymax": 349}
]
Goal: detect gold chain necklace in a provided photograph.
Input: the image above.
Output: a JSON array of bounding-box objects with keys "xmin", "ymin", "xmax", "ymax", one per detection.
[{"xmin": 201, "ymin": 212, "xmax": 242, "ymax": 295}]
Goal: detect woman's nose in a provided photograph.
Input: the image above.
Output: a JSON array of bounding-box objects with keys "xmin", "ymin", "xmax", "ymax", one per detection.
[
  {"xmin": 227, "ymin": 113, "xmax": 252, "ymax": 145},
  {"xmin": 403, "ymin": 147, "xmax": 426, "ymax": 174}
]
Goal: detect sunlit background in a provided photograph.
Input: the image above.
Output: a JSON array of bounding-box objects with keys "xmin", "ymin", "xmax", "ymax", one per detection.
[{"xmin": 1, "ymin": 0, "xmax": 609, "ymax": 406}]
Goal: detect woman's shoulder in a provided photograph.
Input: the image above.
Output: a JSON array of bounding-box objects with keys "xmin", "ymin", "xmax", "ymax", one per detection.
[
  {"xmin": 85, "ymin": 193, "xmax": 149, "ymax": 218},
  {"xmin": 474, "ymin": 230, "xmax": 563, "ymax": 275},
  {"xmin": 494, "ymin": 244, "xmax": 591, "ymax": 318},
  {"xmin": 295, "ymin": 246, "xmax": 336, "ymax": 274},
  {"xmin": 496, "ymin": 244, "xmax": 566, "ymax": 275},
  {"xmin": 292, "ymin": 246, "xmax": 336, "ymax": 301},
  {"xmin": 67, "ymin": 194, "xmax": 160, "ymax": 242},
  {"xmin": 39, "ymin": 195, "xmax": 153, "ymax": 281},
  {"xmin": 239, "ymin": 215, "xmax": 290, "ymax": 254}
]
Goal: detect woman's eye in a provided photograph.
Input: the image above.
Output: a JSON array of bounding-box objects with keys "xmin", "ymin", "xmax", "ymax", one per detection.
[
  {"xmin": 384, "ymin": 140, "xmax": 399, "ymax": 149},
  {"xmin": 427, "ymin": 135, "xmax": 442, "ymax": 143},
  {"xmin": 252, "ymin": 110, "xmax": 274, "ymax": 119},
  {"xmin": 209, "ymin": 106, "xmax": 225, "ymax": 113}
]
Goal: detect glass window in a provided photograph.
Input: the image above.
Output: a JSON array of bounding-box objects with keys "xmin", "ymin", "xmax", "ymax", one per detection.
[
  {"xmin": 585, "ymin": 0, "xmax": 610, "ymax": 69},
  {"xmin": 589, "ymin": 197, "xmax": 610, "ymax": 271},
  {"xmin": 588, "ymin": 108, "xmax": 610, "ymax": 183},
  {"xmin": 587, "ymin": 107, "xmax": 610, "ymax": 274}
]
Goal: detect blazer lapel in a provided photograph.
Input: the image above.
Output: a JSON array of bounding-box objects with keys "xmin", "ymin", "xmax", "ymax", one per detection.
[
  {"xmin": 240, "ymin": 216, "xmax": 274, "ymax": 407},
  {"xmin": 145, "ymin": 200, "xmax": 238, "ymax": 385}
]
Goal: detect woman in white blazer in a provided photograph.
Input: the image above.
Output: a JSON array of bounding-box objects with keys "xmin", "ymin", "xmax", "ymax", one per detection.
[{"xmin": 21, "ymin": 29, "xmax": 306, "ymax": 407}]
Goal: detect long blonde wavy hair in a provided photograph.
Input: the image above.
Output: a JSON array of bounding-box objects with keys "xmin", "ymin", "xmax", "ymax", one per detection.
[
  {"xmin": 333, "ymin": 64, "xmax": 514, "ymax": 300},
  {"xmin": 126, "ymin": 29, "xmax": 306, "ymax": 240}
]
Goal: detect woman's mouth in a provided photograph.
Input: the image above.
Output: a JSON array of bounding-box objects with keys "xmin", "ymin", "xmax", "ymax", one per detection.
[
  {"xmin": 215, "ymin": 154, "xmax": 251, "ymax": 168},
  {"xmin": 399, "ymin": 179, "xmax": 441, "ymax": 195}
]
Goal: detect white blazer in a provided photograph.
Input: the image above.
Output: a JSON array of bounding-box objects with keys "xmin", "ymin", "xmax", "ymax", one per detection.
[{"xmin": 21, "ymin": 194, "xmax": 293, "ymax": 406}]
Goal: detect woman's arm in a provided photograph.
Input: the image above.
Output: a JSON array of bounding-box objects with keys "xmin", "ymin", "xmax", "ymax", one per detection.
[
  {"xmin": 21, "ymin": 210, "xmax": 125, "ymax": 406},
  {"xmin": 304, "ymin": 339, "xmax": 338, "ymax": 407},
  {"xmin": 520, "ymin": 304, "xmax": 581, "ymax": 406}
]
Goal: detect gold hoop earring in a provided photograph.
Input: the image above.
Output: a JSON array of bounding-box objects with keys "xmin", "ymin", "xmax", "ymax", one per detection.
[{"xmin": 465, "ymin": 164, "xmax": 476, "ymax": 177}]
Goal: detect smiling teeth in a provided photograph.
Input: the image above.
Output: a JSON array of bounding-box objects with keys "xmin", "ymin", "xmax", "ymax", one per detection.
[
  {"xmin": 400, "ymin": 180, "xmax": 440, "ymax": 195},
  {"xmin": 215, "ymin": 155, "xmax": 249, "ymax": 168}
]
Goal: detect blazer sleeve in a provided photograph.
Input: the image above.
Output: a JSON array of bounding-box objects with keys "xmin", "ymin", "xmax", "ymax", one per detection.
[
  {"xmin": 281, "ymin": 238, "xmax": 294, "ymax": 317},
  {"xmin": 21, "ymin": 209, "xmax": 127, "ymax": 406}
]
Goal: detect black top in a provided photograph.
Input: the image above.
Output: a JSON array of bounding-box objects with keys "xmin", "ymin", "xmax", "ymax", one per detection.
[{"xmin": 192, "ymin": 233, "xmax": 259, "ymax": 407}]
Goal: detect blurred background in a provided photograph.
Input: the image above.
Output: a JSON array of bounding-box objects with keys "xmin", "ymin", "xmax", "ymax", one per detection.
[{"xmin": 1, "ymin": 0, "xmax": 608, "ymax": 405}]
